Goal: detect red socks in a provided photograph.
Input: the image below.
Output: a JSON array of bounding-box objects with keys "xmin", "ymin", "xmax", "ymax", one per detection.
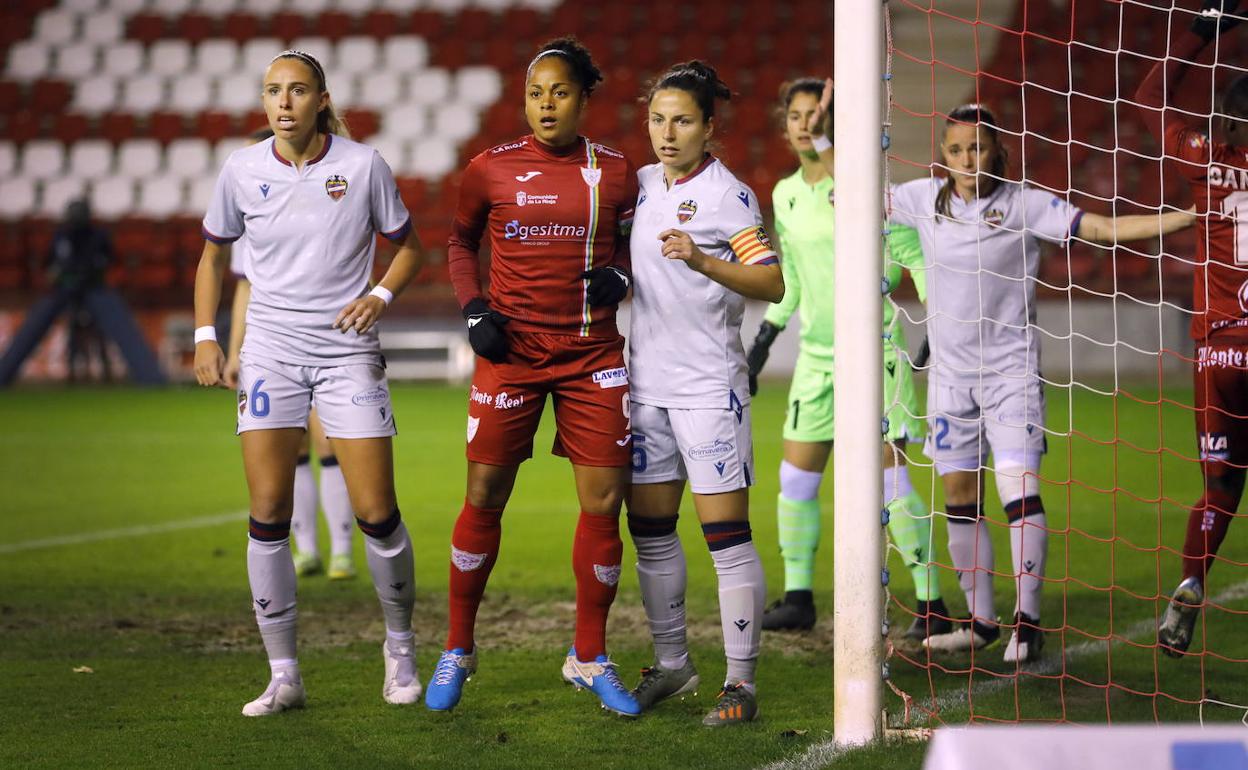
[
  {"xmin": 572, "ymin": 511, "xmax": 623, "ymax": 661},
  {"xmin": 446, "ymin": 500, "xmax": 503, "ymax": 652},
  {"xmin": 1181, "ymin": 488, "xmax": 1237, "ymax": 584}
]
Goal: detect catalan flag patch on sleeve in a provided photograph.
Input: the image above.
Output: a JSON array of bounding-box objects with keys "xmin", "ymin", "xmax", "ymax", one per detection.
[{"xmin": 728, "ymin": 225, "xmax": 779, "ymax": 266}]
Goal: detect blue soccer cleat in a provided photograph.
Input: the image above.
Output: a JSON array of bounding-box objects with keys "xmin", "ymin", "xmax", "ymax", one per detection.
[
  {"xmin": 561, "ymin": 647, "xmax": 641, "ymax": 717},
  {"xmin": 425, "ymin": 647, "xmax": 477, "ymax": 711}
]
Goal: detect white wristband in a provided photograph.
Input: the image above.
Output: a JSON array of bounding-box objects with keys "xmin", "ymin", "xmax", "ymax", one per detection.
[
  {"xmin": 812, "ymin": 134, "xmax": 833, "ymax": 153},
  {"xmin": 369, "ymin": 286, "xmax": 394, "ymax": 306},
  {"xmin": 194, "ymin": 326, "xmax": 217, "ymax": 344}
]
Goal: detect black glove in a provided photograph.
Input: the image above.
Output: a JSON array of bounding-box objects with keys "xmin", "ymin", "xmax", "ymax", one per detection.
[
  {"xmin": 1192, "ymin": 0, "xmax": 1241, "ymax": 40},
  {"xmin": 463, "ymin": 297, "xmax": 509, "ymax": 363},
  {"xmin": 913, "ymin": 335, "xmax": 931, "ymax": 370},
  {"xmin": 580, "ymin": 266, "xmax": 630, "ymax": 307},
  {"xmin": 745, "ymin": 321, "xmax": 781, "ymax": 396}
]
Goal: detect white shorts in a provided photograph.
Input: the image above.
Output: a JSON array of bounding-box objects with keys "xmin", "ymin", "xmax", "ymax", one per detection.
[
  {"xmin": 236, "ymin": 355, "xmax": 397, "ymax": 439},
  {"xmin": 924, "ymin": 376, "xmax": 1046, "ymax": 474},
  {"xmin": 630, "ymin": 402, "xmax": 755, "ymax": 494}
]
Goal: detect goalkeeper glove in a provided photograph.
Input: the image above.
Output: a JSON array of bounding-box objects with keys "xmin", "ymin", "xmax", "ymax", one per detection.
[
  {"xmin": 463, "ymin": 297, "xmax": 510, "ymax": 363},
  {"xmin": 745, "ymin": 320, "xmax": 781, "ymax": 396},
  {"xmin": 580, "ymin": 266, "xmax": 630, "ymax": 307},
  {"xmin": 1192, "ymin": 0, "xmax": 1241, "ymax": 40}
]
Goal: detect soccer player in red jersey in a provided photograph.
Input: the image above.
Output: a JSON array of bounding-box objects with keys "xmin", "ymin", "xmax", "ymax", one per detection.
[
  {"xmin": 1137, "ymin": 0, "xmax": 1247, "ymax": 656},
  {"xmin": 426, "ymin": 38, "xmax": 641, "ymax": 716}
]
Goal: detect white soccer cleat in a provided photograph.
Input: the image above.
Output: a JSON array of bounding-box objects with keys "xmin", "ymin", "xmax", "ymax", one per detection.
[
  {"xmin": 1002, "ymin": 612, "xmax": 1045, "ymax": 664},
  {"xmin": 1159, "ymin": 576, "xmax": 1204, "ymax": 658},
  {"xmin": 241, "ymin": 669, "xmax": 306, "ymax": 716},
  {"xmin": 382, "ymin": 639, "xmax": 423, "ymax": 705},
  {"xmin": 922, "ymin": 620, "xmax": 1001, "ymax": 653}
]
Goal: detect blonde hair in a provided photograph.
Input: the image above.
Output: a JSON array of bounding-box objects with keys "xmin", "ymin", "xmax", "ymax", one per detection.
[{"xmin": 270, "ymin": 50, "xmax": 351, "ymax": 139}]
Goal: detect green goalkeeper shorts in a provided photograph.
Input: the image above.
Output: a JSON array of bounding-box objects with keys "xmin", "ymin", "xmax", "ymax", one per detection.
[{"xmin": 781, "ymin": 351, "xmax": 925, "ymax": 444}]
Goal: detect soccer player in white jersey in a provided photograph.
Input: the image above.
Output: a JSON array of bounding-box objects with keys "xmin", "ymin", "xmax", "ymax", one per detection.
[
  {"xmin": 885, "ymin": 104, "xmax": 1194, "ymax": 662},
  {"xmin": 223, "ymin": 127, "xmax": 357, "ymax": 583},
  {"xmin": 192, "ymin": 50, "xmax": 428, "ymax": 715},
  {"xmin": 625, "ymin": 61, "xmax": 784, "ymax": 725}
]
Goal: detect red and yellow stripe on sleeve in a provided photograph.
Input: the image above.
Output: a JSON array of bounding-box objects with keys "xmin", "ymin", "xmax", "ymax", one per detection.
[{"xmin": 728, "ymin": 225, "xmax": 779, "ymax": 266}]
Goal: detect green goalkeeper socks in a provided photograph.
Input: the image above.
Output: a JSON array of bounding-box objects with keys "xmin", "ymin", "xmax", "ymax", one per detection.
[
  {"xmin": 887, "ymin": 491, "xmax": 941, "ymax": 602},
  {"xmin": 777, "ymin": 495, "xmax": 821, "ymax": 593}
]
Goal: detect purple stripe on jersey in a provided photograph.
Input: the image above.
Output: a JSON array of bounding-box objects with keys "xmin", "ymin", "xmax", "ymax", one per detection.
[
  {"xmin": 202, "ymin": 226, "xmax": 239, "ymax": 244},
  {"xmin": 674, "ymin": 154, "xmax": 715, "ymax": 185},
  {"xmin": 1068, "ymin": 210, "xmax": 1085, "ymax": 240},
  {"xmin": 308, "ymin": 134, "xmax": 333, "ymax": 165},
  {"xmin": 381, "ymin": 217, "xmax": 411, "ymax": 243},
  {"xmin": 755, "ymin": 256, "xmax": 779, "ymax": 266}
]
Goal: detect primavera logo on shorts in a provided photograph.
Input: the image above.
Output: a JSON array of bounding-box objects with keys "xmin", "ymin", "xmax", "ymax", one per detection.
[
  {"xmin": 352, "ymin": 387, "xmax": 387, "ymax": 406},
  {"xmin": 688, "ymin": 439, "xmax": 734, "ymax": 462},
  {"xmin": 325, "ymin": 174, "xmax": 348, "ymax": 201},
  {"xmin": 677, "ymin": 200, "xmax": 698, "ymax": 223}
]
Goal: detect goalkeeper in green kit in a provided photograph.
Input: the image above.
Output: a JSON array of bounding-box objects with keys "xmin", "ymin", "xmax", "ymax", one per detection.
[{"xmin": 747, "ymin": 78, "xmax": 950, "ymax": 636}]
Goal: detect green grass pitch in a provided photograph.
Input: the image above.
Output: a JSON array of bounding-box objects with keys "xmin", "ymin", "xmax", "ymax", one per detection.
[{"xmin": 1, "ymin": 381, "xmax": 1245, "ymax": 768}]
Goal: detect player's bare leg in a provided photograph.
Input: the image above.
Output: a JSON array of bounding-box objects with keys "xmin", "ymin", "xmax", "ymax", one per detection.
[
  {"xmin": 627, "ymin": 480, "xmax": 700, "ymax": 712},
  {"xmin": 691, "ymin": 489, "xmax": 763, "ymax": 726},
  {"xmin": 240, "ymin": 427, "xmax": 307, "ymax": 716},
  {"xmin": 427, "ymin": 461, "xmax": 518, "ymax": 711},
  {"xmin": 330, "ymin": 436, "xmax": 419, "ymax": 704},
  {"xmin": 925, "ymin": 469, "xmax": 1000, "ymax": 653},
  {"xmin": 764, "ymin": 439, "xmax": 829, "ymax": 631},
  {"xmin": 560, "ymin": 463, "xmax": 639, "ymax": 716}
]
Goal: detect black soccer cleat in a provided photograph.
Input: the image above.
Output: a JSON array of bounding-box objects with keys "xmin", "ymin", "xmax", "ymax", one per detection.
[
  {"xmin": 903, "ymin": 597, "xmax": 954, "ymax": 641},
  {"xmin": 762, "ymin": 592, "xmax": 816, "ymax": 631}
]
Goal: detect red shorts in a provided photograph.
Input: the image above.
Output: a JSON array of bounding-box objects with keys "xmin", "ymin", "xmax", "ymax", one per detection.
[
  {"xmin": 1194, "ymin": 337, "xmax": 1248, "ymax": 465},
  {"xmin": 465, "ymin": 331, "xmax": 631, "ymax": 467}
]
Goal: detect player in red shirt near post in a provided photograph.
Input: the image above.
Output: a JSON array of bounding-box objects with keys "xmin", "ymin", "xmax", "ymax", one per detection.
[
  {"xmin": 1137, "ymin": 0, "xmax": 1247, "ymax": 656},
  {"xmin": 425, "ymin": 38, "xmax": 641, "ymax": 716}
]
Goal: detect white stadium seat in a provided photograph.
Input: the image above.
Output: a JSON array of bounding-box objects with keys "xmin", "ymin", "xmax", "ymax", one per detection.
[
  {"xmin": 409, "ymin": 137, "xmax": 457, "ymax": 180},
  {"xmin": 289, "ymin": 37, "xmax": 336, "ymax": 72},
  {"xmin": 406, "ymin": 69, "xmax": 451, "ymax": 107},
  {"xmin": 379, "ymin": 0, "xmax": 419, "ymax": 11},
  {"xmin": 214, "ymin": 138, "xmax": 248, "ymax": 170},
  {"xmin": 20, "ymin": 141, "xmax": 65, "ymax": 181},
  {"xmin": 326, "ymin": 76, "xmax": 358, "ymax": 110},
  {"xmin": 0, "ymin": 177, "xmax": 37, "ymax": 219},
  {"xmin": 336, "ymin": 37, "xmax": 379, "ymax": 75},
  {"xmin": 135, "ymin": 177, "xmax": 185, "ymax": 218},
  {"xmin": 246, "ymin": 0, "xmax": 287, "ymax": 16},
  {"xmin": 165, "ymin": 138, "xmax": 212, "ymax": 180},
  {"xmin": 519, "ymin": 0, "xmax": 562, "ymax": 10},
  {"xmin": 169, "ymin": 73, "xmax": 215, "ymax": 115},
  {"xmin": 6, "ymin": 41, "xmax": 52, "ymax": 83},
  {"xmin": 185, "ymin": 176, "xmax": 216, "ymax": 217},
  {"xmin": 216, "ymin": 72, "xmax": 261, "ymax": 114},
  {"xmin": 63, "ymin": 0, "xmax": 103, "ymax": 12},
  {"xmin": 103, "ymin": 41, "xmax": 145, "ymax": 79},
  {"xmin": 53, "ymin": 43, "xmax": 99, "ymax": 80},
  {"xmin": 68, "ymin": 140, "xmax": 115, "ymax": 180},
  {"xmin": 103, "ymin": 0, "xmax": 150, "ymax": 14},
  {"xmin": 122, "ymin": 74, "xmax": 165, "ymax": 114},
  {"xmin": 357, "ymin": 71, "xmax": 404, "ymax": 110},
  {"xmin": 81, "ymin": 12, "xmax": 124, "ymax": 44},
  {"xmin": 89, "ymin": 177, "xmax": 136, "ymax": 220},
  {"xmin": 195, "ymin": 40, "xmax": 240, "ymax": 78},
  {"xmin": 472, "ymin": 0, "xmax": 510, "ymax": 9},
  {"xmin": 242, "ymin": 38, "xmax": 285, "ymax": 75},
  {"xmin": 368, "ymin": 134, "xmax": 410, "ymax": 176},
  {"xmin": 337, "ymin": 0, "xmax": 378, "ymax": 13},
  {"xmin": 148, "ymin": 0, "xmax": 196, "ymax": 15},
  {"xmin": 426, "ymin": 0, "xmax": 470, "ymax": 12},
  {"xmin": 455, "ymin": 66, "xmax": 503, "ymax": 108},
  {"xmin": 71, "ymin": 74, "xmax": 120, "ymax": 117},
  {"xmin": 288, "ymin": 0, "xmax": 334, "ymax": 14},
  {"xmin": 0, "ymin": 143, "xmax": 14, "ymax": 176},
  {"xmin": 383, "ymin": 103, "xmax": 429, "ymax": 139},
  {"xmin": 433, "ymin": 102, "xmax": 480, "ymax": 143},
  {"xmin": 34, "ymin": 9, "xmax": 78, "ymax": 46},
  {"xmin": 381, "ymin": 36, "xmax": 428, "ymax": 71},
  {"xmin": 117, "ymin": 139, "xmax": 163, "ymax": 179},
  {"xmin": 189, "ymin": 0, "xmax": 243, "ymax": 14},
  {"xmin": 149, "ymin": 40, "xmax": 192, "ymax": 77},
  {"xmin": 39, "ymin": 177, "xmax": 89, "ymax": 219}
]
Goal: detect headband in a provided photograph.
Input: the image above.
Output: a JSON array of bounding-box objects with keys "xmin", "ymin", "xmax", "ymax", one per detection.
[{"xmin": 271, "ymin": 49, "xmax": 327, "ymax": 89}]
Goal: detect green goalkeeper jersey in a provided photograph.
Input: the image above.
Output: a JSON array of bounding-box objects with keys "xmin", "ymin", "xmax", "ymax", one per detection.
[{"xmin": 765, "ymin": 169, "xmax": 926, "ymax": 369}]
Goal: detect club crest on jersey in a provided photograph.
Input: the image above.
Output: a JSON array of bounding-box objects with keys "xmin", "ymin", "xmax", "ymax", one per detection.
[
  {"xmin": 238, "ymin": 390, "xmax": 247, "ymax": 415},
  {"xmin": 581, "ymin": 166, "xmax": 602, "ymax": 187},
  {"xmin": 982, "ymin": 208, "xmax": 1005, "ymax": 227},
  {"xmin": 1239, "ymin": 280, "xmax": 1248, "ymax": 313},
  {"xmin": 677, "ymin": 200, "xmax": 698, "ymax": 223},
  {"xmin": 325, "ymin": 174, "xmax": 348, "ymax": 201},
  {"xmin": 1189, "ymin": 132, "xmax": 1208, "ymax": 149},
  {"xmin": 752, "ymin": 226, "xmax": 773, "ymax": 249}
]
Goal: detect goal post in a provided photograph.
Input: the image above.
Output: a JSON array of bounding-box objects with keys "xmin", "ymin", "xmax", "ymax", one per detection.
[{"xmin": 832, "ymin": 0, "xmax": 886, "ymax": 747}]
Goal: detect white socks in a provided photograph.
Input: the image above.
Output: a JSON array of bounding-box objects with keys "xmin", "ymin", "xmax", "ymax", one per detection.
[
  {"xmin": 290, "ymin": 458, "xmax": 318, "ymax": 555},
  {"xmin": 247, "ymin": 533, "xmax": 299, "ymax": 664},
  {"xmin": 711, "ymin": 541, "xmax": 765, "ymax": 686},
  {"xmin": 634, "ymin": 528, "xmax": 689, "ymax": 670}
]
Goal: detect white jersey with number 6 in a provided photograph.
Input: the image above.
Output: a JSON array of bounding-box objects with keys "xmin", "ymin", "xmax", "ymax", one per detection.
[{"xmin": 628, "ymin": 156, "xmax": 779, "ymax": 409}]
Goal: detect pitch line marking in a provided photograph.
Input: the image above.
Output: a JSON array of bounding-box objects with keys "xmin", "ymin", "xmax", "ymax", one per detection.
[{"xmin": 0, "ymin": 511, "xmax": 248, "ymax": 554}]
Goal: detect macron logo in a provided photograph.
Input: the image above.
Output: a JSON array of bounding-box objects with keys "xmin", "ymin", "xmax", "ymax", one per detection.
[
  {"xmin": 515, "ymin": 171, "xmax": 542, "ymax": 182},
  {"xmin": 467, "ymin": 317, "xmax": 483, "ymax": 328}
]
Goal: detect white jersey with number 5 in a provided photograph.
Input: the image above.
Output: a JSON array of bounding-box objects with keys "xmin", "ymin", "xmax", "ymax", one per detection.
[
  {"xmin": 203, "ymin": 134, "xmax": 411, "ymax": 366},
  {"xmin": 628, "ymin": 156, "xmax": 779, "ymax": 408},
  {"xmin": 889, "ymin": 178, "xmax": 1083, "ymax": 385}
]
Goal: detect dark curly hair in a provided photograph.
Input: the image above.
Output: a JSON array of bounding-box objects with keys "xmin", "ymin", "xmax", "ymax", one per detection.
[
  {"xmin": 646, "ymin": 60, "xmax": 732, "ymax": 121},
  {"xmin": 527, "ymin": 37, "xmax": 603, "ymax": 96}
]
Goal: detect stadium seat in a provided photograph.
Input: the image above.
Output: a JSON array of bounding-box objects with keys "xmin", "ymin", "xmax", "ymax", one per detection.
[
  {"xmin": 126, "ymin": 13, "xmax": 167, "ymax": 45},
  {"xmin": 313, "ymin": 11, "xmax": 355, "ymax": 41},
  {"xmin": 336, "ymin": 36, "xmax": 380, "ymax": 74},
  {"xmin": 6, "ymin": 40, "xmax": 52, "ymax": 82},
  {"xmin": 33, "ymin": 8, "xmax": 77, "ymax": 46},
  {"xmin": 406, "ymin": 68, "xmax": 450, "ymax": 107},
  {"xmin": 194, "ymin": 111, "xmax": 235, "ymax": 143},
  {"xmin": 68, "ymin": 139, "xmax": 114, "ymax": 180},
  {"xmin": 336, "ymin": 0, "xmax": 377, "ymax": 13},
  {"xmin": 410, "ymin": 136, "xmax": 457, "ymax": 180},
  {"xmin": 216, "ymin": 72, "xmax": 260, "ymax": 113},
  {"xmin": 54, "ymin": 114, "xmax": 92, "ymax": 145},
  {"xmin": 0, "ymin": 142, "xmax": 14, "ymax": 175},
  {"xmin": 195, "ymin": 39, "xmax": 240, "ymax": 77},
  {"xmin": 173, "ymin": 12, "xmax": 217, "ymax": 44},
  {"xmin": 149, "ymin": 0, "xmax": 196, "ymax": 15},
  {"xmin": 381, "ymin": 36, "xmax": 428, "ymax": 71},
  {"xmin": 89, "ymin": 176, "xmax": 135, "ymax": 219},
  {"xmin": 28, "ymin": 78, "xmax": 71, "ymax": 117},
  {"xmin": 52, "ymin": 42, "xmax": 98, "ymax": 81},
  {"xmin": 169, "ymin": 73, "xmax": 215, "ymax": 115},
  {"xmin": 98, "ymin": 112, "xmax": 138, "ymax": 143},
  {"xmin": 370, "ymin": 134, "xmax": 409, "ymax": 175},
  {"xmin": 185, "ymin": 177, "xmax": 214, "ymax": 217},
  {"xmin": 0, "ymin": 79, "xmax": 18, "ymax": 115},
  {"xmin": 384, "ymin": 103, "xmax": 429, "ymax": 138},
  {"xmin": 20, "ymin": 140, "xmax": 64, "ymax": 180},
  {"xmin": 82, "ymin": 11, "xmax": 125, "ymax": 44},
  {"xmin": 148, "ymin": 111, "xmax": 187, "ymax": 144},
  {"xmin": 103, "ymin": 41, "xmax": 144, "ymax": 79},
  {"xmin": 150, "ymin": 40, "xmax": 193, "ymax": 77},
  {"xmin": 165, "ymin": 137, "xmax": 212, "ymax": 179},
  {"xmin": 241, "ymin": 38, "xmax": 284, "ymax": 74},
  {"xmin": 223, "ymin": 12, "xmax": 262, "ymax": 43},
  {"xmin": 117, "ymin": 139, "xmax": 162, "ymax": 178},
  {"xmin": 342, "ymin": 108, "xmax": 378, "ymax": 138},
  {"xmin": 39, "ymin": 176, "xmax": 88, "ymax": 219},
  {"xmin": 290, "ymin": 36, "xmax": 335, "ymax": 69},
  {"xmin": 135, "ymin": 176, "xmax": 185, "ymax": 218},
  {"xmin": 356, "ymin": 70, "xmax": 404, "ymax": 110},
  {"xmin": 213, "ymin": 137, "xmax": 247, "ymax": 169},
  {"xmin": 434, "ymin": 102, "xmax": 481, "ymax": 144},
  {"xmin": 269, "ymin": 12, "xmax": 308, "ymax": 41},
  {"xmin": 0, "ymin": 176, "xmax": 36, "ymax": 219},
  {"xmin": 360, "ymin": 10, "xmax": 401, "ymax": 39},
  {"xmin": 456, "ymin": 66, "xmax": 502, "ymax": 108},
  {"xmin": 327, "ymin": 75, "xmax": 358, "ymax": 109},
  {"xmin": 121, "ymin": 74, "xmax": 165, "ymax": 114}
]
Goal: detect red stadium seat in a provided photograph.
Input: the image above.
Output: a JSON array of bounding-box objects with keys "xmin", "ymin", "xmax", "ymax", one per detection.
[
  {"xmin": 98, "ymin": 113, "xmax": 139, "ymax": 144},
  {"xmin": 343, "ymin": 109, "xmax": 379, "ymax": 140},
  {"xmin": 360, "ymin": 10, "xmax": 401, "ymax": 39},
  {"xmin": 5, "ymin": 111, "xmax": 43, "ymax": 143},
  {"xmin": 195, "ymin": 111, "xmax": 235, "ymax": 143},
  {"xmin": 52, "ymin": 113, "xmax": 89, "ymax": 144},
  {"xmin": 0, "ymin": 221, "xmax": 28, "ymax": 290},
  {"xmin": 28, "ymin": 79, "xmax": 71, "ymax": 117},
  {"xmin": 240, "ymin": 111, "xmax": 268, "ymax": 136},
  {"xmin": 500, "ymin": 8, "xmax": 542, "ymax": 40},
  {"xmin": 314, "ymin": 11, "xmax": 354, "ymax": 40},
  {"xmin": 175, "ymin": 13, "xmax": 217, "ymax": 44},
  {"xmin": 0, "ymin": 80, "xmax": 20, "ymax": 114},
  {"xmin": 397, "ymin": 178, "xmax": 428, "ymax": 211},
  {"xmin": 223, "ymin": 12, "xmax": 262, "ymax": 42},
  {"xmin": 455, "ymin": 9, "xmax": 493, "ymax": 40},
  {"xmin": 409, "ymin": 12, "xmax": 448, "ymax": 42},
  {"xmin": 127, "ymin": 13, "xmax": 167, "ymax": 44},
  {"xmin": 148, "ymin": 112, "xmax": 186, "ymax": 145},
  {"xmin": 269, "ymin": 12, "xmax": 307, "ymax": 41}
]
